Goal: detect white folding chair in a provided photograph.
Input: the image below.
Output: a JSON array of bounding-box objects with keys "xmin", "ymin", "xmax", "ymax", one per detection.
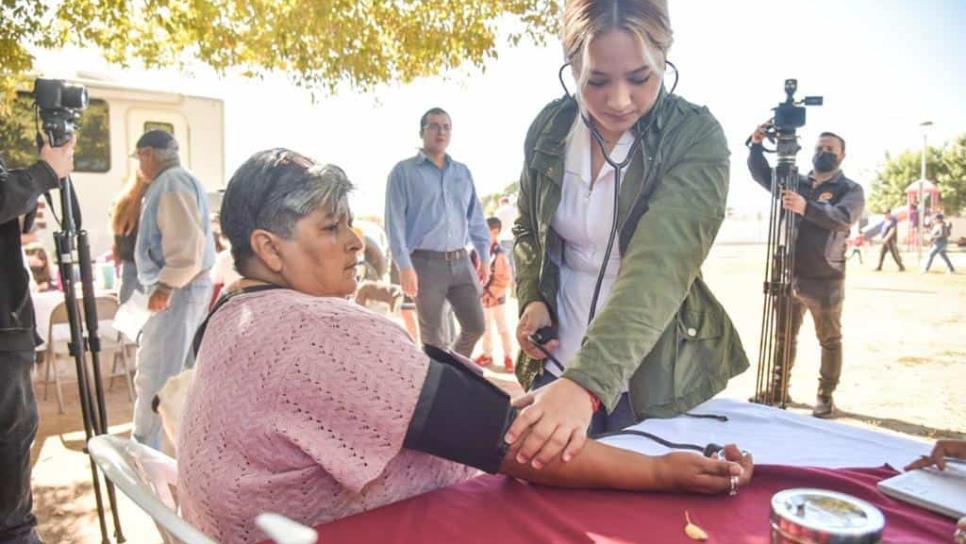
[
  {"xmin": 42, "ymin": 296, "xmax": 133, "ymax": 413},
  {"xmin": 89, "ymin": 435, "xmax": 319, "ymax": 544},
  {"xmin": 87, "ymin": 435, "xmax": 216, "ymax": 544}
]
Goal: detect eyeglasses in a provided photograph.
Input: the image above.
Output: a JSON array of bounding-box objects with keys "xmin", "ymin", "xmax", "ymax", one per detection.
[{"xmin": 423, "ymin": 123, "xmax": 452, "ymax": 133}]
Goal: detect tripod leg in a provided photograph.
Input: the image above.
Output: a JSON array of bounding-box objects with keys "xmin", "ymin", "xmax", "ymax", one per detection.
[
  {"xmin": 76, "ymin": 230, "xmax": 126, "ymax": 542},
  {"xmin": 49, "ymin": 177, "xmax": 118, "ymax": 543}
]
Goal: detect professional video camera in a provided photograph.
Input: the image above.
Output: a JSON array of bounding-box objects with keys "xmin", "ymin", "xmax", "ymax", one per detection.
[
  {"xmin": 773, "ymin": 79, "xmax": 823, "ymax": 131},
  {"xmin": 752, "ymin": 80, "xmax": 822, "ymax": 408},
  {"xmin": 33, "ymin": 79, "xmax": 88, "ymax": 147},
  {"xmin": 752, "ymin": 79, "xmax": 823, "ymax": 159}
]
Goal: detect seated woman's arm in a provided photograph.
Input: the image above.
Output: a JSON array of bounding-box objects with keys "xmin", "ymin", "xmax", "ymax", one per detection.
[
  {"xmin": 502, "ymin": 438, "xmax": 751, "ymax": 494},
  {"xmin": 406, "ymin": 349, "xmax": 752, "ymax": 495}
]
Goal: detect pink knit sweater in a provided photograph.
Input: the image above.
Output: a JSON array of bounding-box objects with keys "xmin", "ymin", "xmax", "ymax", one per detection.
[{"xmin": 178, "ymin": 290, "xmax": 476, "ymax": 543}]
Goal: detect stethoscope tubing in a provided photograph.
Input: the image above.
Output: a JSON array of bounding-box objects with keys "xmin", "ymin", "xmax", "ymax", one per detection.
[{"xmin": 556, "ymin": 61, "xmax": 678, "ymax": 326}]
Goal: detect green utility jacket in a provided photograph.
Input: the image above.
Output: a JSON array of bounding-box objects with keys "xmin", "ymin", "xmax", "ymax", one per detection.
[{"xmin": 513, "ymin": 93, "xmax": 749, "ymax": 419}]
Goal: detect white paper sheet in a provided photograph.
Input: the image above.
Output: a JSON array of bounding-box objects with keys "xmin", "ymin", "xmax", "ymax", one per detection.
[
  {"xmin": 113, "ymin": 290, "xmax": 152, "ymax": 343},
  {"xmin": 599, "ymin": 397, "xmax": 932, "ymax": 470}
]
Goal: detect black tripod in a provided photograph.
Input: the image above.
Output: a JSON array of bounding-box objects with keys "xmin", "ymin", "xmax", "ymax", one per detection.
[
  {"xmin": 751, "ymin": 80, "xmax": 822, "ymax": 408},
  {"xmin": 753, "ymin": 132, "xmax": 802, "ymax": 408},
  {"xmin": 46, "ymin": 170, "xmax": 126, "ymax": 543}
]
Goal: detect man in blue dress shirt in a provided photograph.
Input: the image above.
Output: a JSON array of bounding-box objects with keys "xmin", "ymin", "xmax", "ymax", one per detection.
[{"xmin": 385, "ymin": 107, "xmax": 490, "ymax": 357}]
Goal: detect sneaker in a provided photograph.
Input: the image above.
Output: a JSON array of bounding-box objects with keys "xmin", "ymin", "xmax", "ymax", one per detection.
[
  {"xmin": 503, "ymin": 356, "xmax": 514, "ymax": 372},
  {"xmin": 474, "ymin": 355, "xmax": 493, "ymax": 367},
  {"xmin": 812, "ymin": 394, "xmax": 834, "ymax": 418}
]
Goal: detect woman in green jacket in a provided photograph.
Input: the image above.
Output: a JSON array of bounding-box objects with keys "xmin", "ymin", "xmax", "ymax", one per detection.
[{"xmin": 507, "ymin": 0, "xmax": 749, "ymax": 470}]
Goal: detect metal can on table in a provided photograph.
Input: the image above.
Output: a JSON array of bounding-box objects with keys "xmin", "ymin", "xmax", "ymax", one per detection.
[{"xmin": 771, "ymin": 488, "xmax": 885, "ymax": 543}]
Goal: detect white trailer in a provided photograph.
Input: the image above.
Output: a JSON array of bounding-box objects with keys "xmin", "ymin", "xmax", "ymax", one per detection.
[{"xmin": 5, "ymin": 75, "xmax": 225, "ymax": 258}]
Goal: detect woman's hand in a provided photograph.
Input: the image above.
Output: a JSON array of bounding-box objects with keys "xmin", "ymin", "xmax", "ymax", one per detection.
[
  {"xmin": 657, "ymin": 444, "xmax": 754, "ymax": 494},
  {"xmin": 905, "ymin": 439, "xmax": 966, "ymax": 471},
  {"xmin": 506, "ymin": 377, "xmax": 594, "ymax": 468},
  {"xmin": 516, "ymin": 301, "xmax": 558, "ymax": 359}
]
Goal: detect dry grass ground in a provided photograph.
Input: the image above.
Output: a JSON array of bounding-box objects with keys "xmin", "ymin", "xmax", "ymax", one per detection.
[{"xmin": 29, "ymin": 244, "xmax": 964, "ymax": 543}]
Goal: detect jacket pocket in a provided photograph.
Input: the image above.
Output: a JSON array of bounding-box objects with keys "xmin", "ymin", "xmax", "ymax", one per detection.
[
  {"xmin": 631, "ymin": 301, "xmax": 726, "ymax": 416},
  {"xmin": 673, "ymin": 308, "xmax": 725, "ymax": 399},
  {"xmin": 825, "ymin": 231, "xmax": 847, "ymax": 272}
]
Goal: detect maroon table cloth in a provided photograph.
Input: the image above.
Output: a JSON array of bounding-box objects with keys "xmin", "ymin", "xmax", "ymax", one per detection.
[{"xmin": 267, "ymin": 465, "xmax": 955, "ymax": 543}]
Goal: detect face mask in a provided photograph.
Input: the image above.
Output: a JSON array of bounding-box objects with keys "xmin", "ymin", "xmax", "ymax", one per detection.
[{"xmin": 812, "ymin": 151, "xmax": 839, "ymax": 173}]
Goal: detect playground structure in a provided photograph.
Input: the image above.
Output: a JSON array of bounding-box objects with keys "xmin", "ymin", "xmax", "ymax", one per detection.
[
  {"xmin": 860, "ymin": 178, "xmax": 943, "ymax": 255},
  {"xmin": 904, "ymin": 178, "xmax": 942, "ymax": 252}
]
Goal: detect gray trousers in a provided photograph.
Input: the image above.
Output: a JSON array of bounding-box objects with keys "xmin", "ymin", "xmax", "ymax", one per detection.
[
  {"xmin": 876, "ymin": 239, "xmax": 905, "ymax": 271},
  {"xmin": 411, "ymin": 251, "xmax": 485, "ymax": 357},
  {"xmin": 0, "ymin": 350, "xmax": 41, "ymax": 544}
]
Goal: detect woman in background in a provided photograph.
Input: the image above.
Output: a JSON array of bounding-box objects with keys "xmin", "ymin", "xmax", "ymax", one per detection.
[{"xmin": 110, "ymin": 171, "xmax": 150, "ymax": 302}]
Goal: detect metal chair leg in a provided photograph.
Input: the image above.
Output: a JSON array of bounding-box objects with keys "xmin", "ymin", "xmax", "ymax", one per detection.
[{"xmin": 53, "ymin": 352, "xmax": 66, "ymax": 415}]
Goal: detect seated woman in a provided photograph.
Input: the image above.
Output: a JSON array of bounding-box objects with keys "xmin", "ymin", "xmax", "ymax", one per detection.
[{"xmin": 177, "ymin": 149, "xmax": 754, "ymax": 543}]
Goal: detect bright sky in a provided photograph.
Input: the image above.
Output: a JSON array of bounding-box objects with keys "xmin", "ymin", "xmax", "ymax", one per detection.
[{"xmin": 35, "ymin": 0, "xmax": 966, "ymax": 217}]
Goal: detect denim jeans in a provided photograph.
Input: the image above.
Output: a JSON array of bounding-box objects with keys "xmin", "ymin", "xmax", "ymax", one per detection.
[
  {"xmin": 133, "ymin": 276, "xmax": 212, "ymax": 450},
  {"xmin": 530, "ymin": 371, "xmax": 636, "ymax": 436},
  {"xmin": 924, "ymin": 241, "xmax": 955, "ymax": 272},
  {"xmin": 0, "ymin": 351, "xmax": 41, "ymax": 544}
]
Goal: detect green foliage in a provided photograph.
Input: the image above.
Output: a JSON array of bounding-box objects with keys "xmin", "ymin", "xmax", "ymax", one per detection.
[
  {"xmin": 481, "ymin": 180, "xmax": 518, "ymax": 214},
  {"xmin": 1, "ymin": 0, "xmax": 559, "ymax": 102},
  {"xmin": 0, "ymin": 94, "xmax": 112, "ymax": 171},
  {"xmin": 0, "ymin": 95, "xmax": 37, "ymax": 168},
  {"xmin": 869, "ymin": 135, "xmax": 966, "ymax": 215},
  {"xmin": 938, "ymin": 135, "xmax": 966, "ymax": 215}
]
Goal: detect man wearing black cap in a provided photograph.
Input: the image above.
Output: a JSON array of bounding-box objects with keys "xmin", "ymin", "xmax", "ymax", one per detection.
[
  {"xmin": 130, "ymin": 130, "xmax": 215, "ymax": 450},
  {"xmin": 1, "ymin": 138, "xmax": 74, "ymax": 544},
  {"xmin": 747, "ymin": 126, "xmax": 865, "ymax": 418}
]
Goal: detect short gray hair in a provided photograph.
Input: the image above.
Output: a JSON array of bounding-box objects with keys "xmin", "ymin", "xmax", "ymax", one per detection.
[
  {"xmin": 259, "ymin": 164, "xmax": 352, "ymax": 239},
  {"xmin": 220, "ymin": 149, "xmax": 354, "ymax": 270},
  {"xmin": 153, "ymin": 141, "xmax": 181, "ymax": 170}
]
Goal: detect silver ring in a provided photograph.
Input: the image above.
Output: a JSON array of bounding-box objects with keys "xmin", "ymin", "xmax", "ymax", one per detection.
[{"xmin": 729, "ymin": 475, "xmax": 738, "ymax": 496}]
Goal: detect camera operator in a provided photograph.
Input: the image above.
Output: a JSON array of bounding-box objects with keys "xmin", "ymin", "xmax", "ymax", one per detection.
[
  {"xmin": 747, "ymin": 124, "xmax": 864, "ymax": 418},
  {"xmin": 0, "ymin": 137, "xmax": 74, "ymax": 544}
]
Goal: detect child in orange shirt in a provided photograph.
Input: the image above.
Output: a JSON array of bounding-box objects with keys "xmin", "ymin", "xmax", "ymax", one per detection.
[{"xmin": 475, "ymin": 217, "xmax": 513, "ymax": 371}]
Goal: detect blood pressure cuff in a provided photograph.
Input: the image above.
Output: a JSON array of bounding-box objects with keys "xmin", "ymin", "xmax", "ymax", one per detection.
[{"xmin": 403, "ymin": 346, "xmax": 517, "ymax": 474}]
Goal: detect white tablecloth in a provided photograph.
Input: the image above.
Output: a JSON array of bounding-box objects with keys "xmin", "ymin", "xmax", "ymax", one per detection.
[{"xmin": 600, "ymin": 397, "xmax": 932, "ymax": 470}]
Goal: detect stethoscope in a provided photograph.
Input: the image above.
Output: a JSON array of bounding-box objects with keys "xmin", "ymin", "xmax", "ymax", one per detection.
[{"xmin": 556, "ymin": 59, "xmax": 680, "ymax": 326}]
